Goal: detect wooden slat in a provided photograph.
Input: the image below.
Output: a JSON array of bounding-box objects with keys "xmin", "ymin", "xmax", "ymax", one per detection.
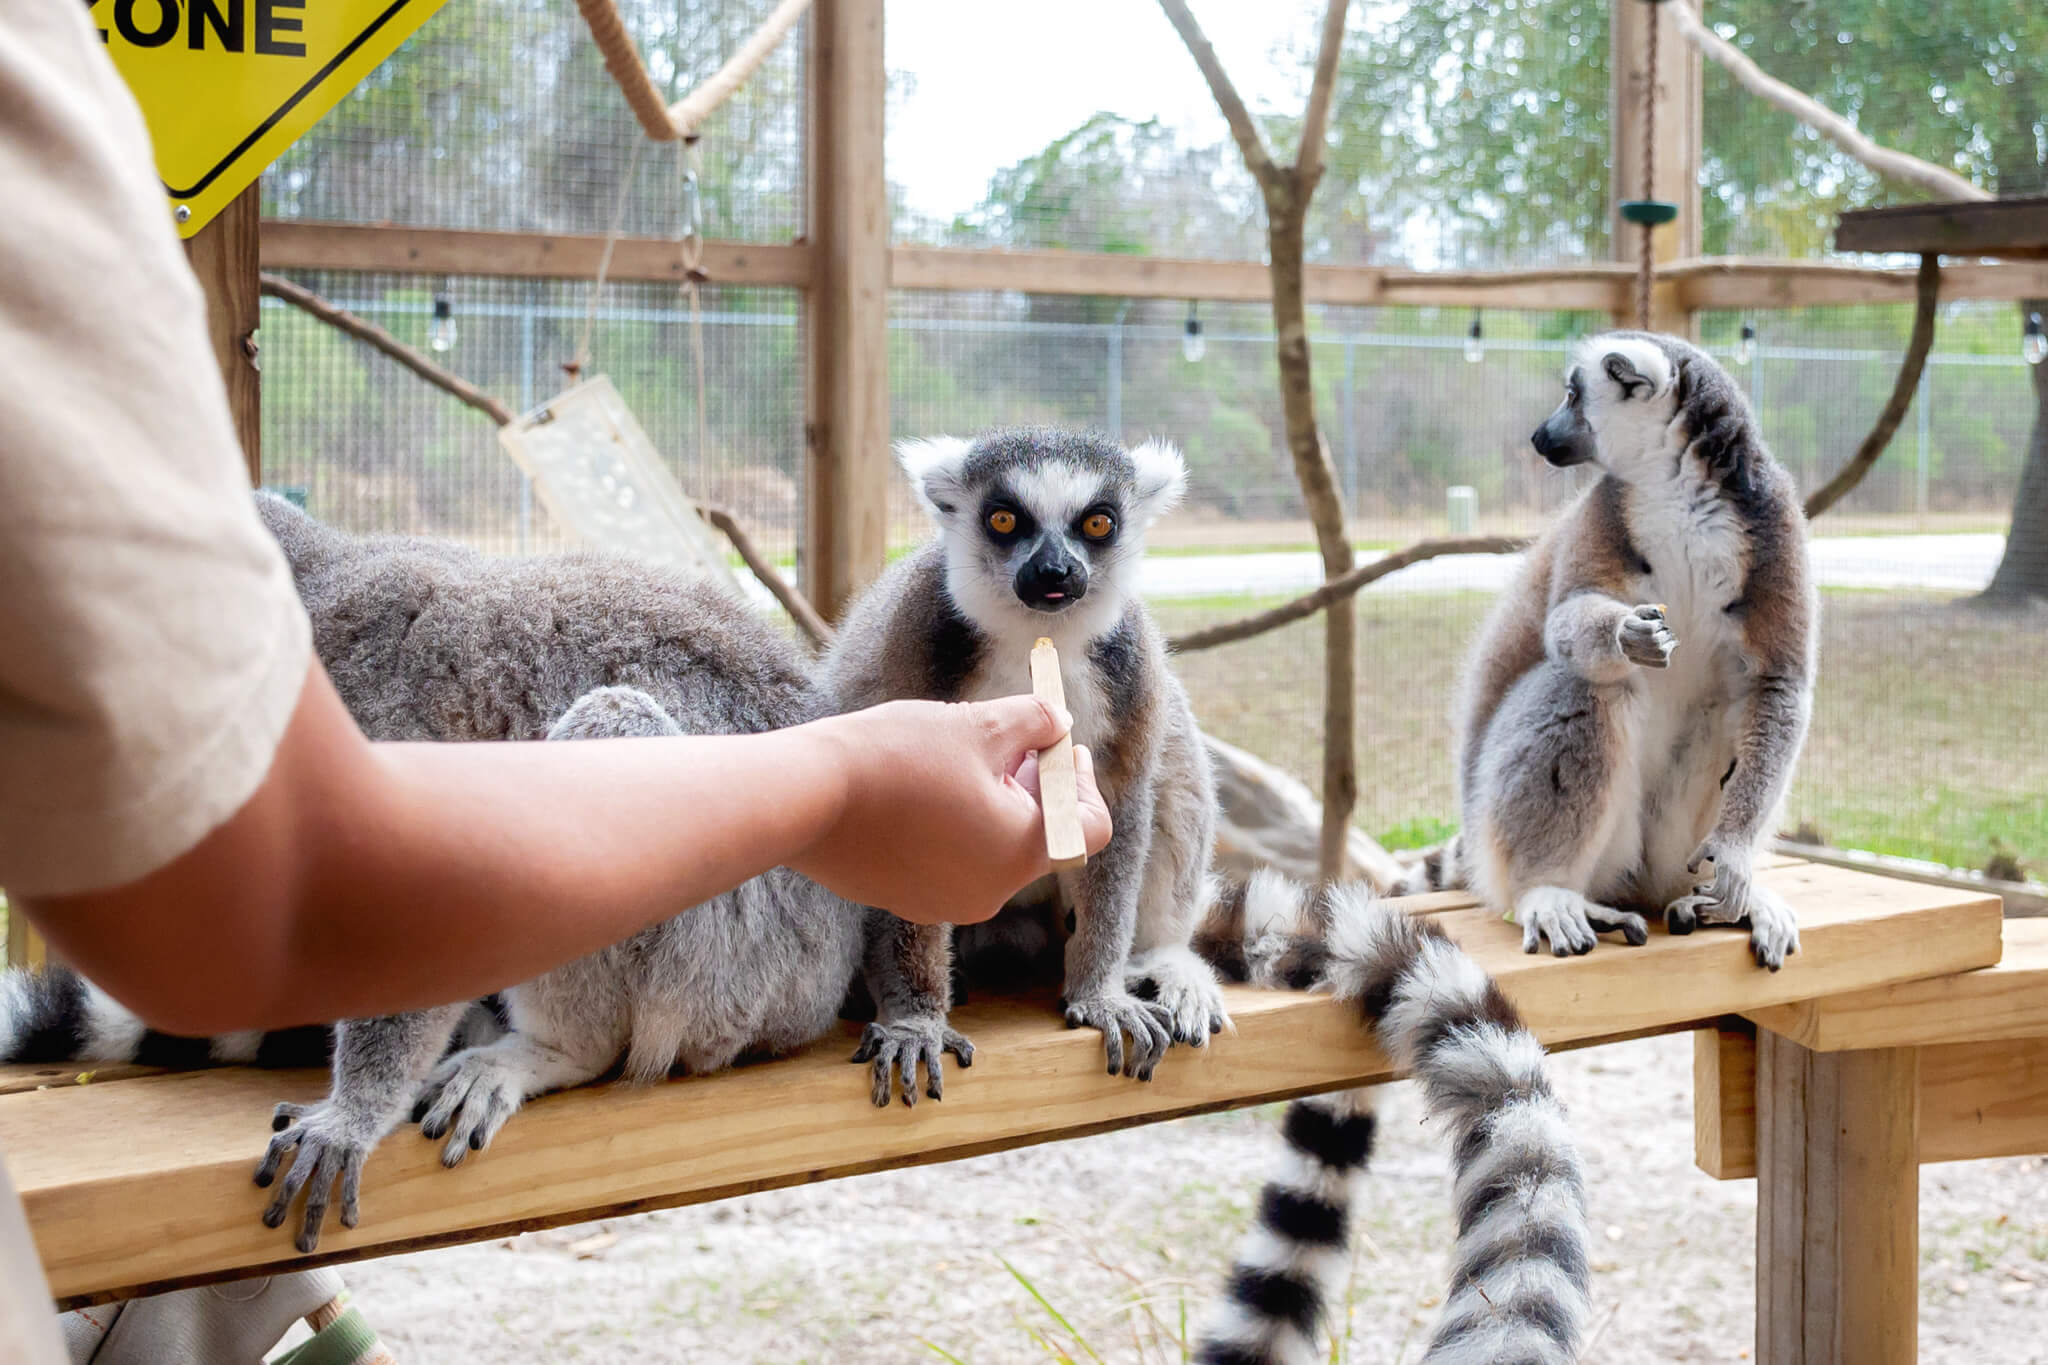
[
  {"xmin": 1608, "ymin": 0, "xmax": 1704, "ymax": 333},
  {"xmin": 1756, "ymin": 1033, "xmax": 1919, "ymax": 1365},
  {"xmin": 1747, "ymin": 917, "xmax": 2045, "ymax": 1051},
  {"xmin": 3, "ymin": 861, "xmax": 1998, "ymax": 1306},
  {"xmin": 1671, "ymin": 256, "xmax": 2048, "ymax": 310},
  {"xmin": 259, "ymin": 221, "xmax": 813, "ymax": 289},
  {"xmin": 187, "ymin": 186, "xmax": 263, "ymax": 483},
  {"xmin": 1835, "ymin": 196, "xmax": 2048, "ymax": 258},
  {"xmin": 1703, "ymin": 1029, "xmax": 2048, "ymax": 1179},
  {"xmin": 1693, "ymin": 1020, "xmax": 1756, "ymax": 1180},
  {"xmin": 801, "ymin": 0, "xmax": 890, "ymax": 618}
]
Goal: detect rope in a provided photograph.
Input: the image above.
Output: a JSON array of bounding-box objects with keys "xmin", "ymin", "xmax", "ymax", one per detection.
[
  {"xmin": 1636, "ymin": 0, "xmax": 1660, "ymax": 330},
  {"xmin": 571, "ymin": 138, "xmax": 648, "ymax": 379},
  {"xmin": 668, "ymin": 0, "xmax": 815, "ymax": 139},
  {"xmin": 574, "ymin": 0, "xmax": 678, "ymax": 140}
]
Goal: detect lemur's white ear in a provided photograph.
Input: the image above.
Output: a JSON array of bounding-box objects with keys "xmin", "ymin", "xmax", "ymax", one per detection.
[
  {"xmin": 896, "ymin": 436, "xmax": 972, "ymax": 520},
  {"xmin": 1126, "ymin": 439, "xmax": 1188, "ymax": 527}
]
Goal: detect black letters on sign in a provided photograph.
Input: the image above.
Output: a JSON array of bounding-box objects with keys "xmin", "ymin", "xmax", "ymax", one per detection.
[
  {"xmin": 255, "ymin": 0, "xmax": 307, "ymax": 56},
  {"xmin": 113, "ymin": 0, "xmax": 181, "ymax": 47}
]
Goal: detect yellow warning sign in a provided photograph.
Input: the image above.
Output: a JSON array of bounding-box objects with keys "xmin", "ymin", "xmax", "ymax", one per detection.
[{"xmin": 91, "ymin": 0, "xmax": 452, "ymax": 237}]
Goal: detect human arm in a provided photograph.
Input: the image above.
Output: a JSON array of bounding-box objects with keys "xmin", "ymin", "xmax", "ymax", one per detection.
[{"xmin": 22, "ymin": 663, "xmax": 1111, "ymax": 1036}]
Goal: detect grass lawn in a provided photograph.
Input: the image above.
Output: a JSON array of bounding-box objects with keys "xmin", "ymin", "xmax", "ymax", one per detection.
[{"xmin": 1158, "ymin": 588, "xmax": 2048, "ymax": 878}]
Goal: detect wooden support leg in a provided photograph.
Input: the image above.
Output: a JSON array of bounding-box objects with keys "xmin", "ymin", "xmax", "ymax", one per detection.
[{"xmin": 1756, "ymin": 1030, "xmax": 1920, "ymax": 1365}]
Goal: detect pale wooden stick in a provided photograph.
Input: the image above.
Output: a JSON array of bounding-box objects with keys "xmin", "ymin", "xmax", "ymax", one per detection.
[{"xmin": 1029, "ymin": 639, "xmax": 1088, "ymax": 871}]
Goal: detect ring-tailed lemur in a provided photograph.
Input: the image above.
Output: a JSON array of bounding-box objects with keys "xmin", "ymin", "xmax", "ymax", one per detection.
[
  {"xmin": 1402, "ymin": 332, "xmax": 1813, "ymax": 970},
  {"xmin": 0, "ymin": 495, "xmax": 870, "ymax": 1251},
  {"xmin": 825, "ymin": 428, "xmax": 1228, "ymax": 1104},
  {"xmin": 1189, "ymin": 872, "xmax": 1591, "ymax": 1365}
]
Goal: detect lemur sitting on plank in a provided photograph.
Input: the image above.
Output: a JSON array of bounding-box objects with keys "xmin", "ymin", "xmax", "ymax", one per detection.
[
  {"xmin": 0, "ymin": 495, "xmax": 870, "ymax": 1251},
  {"xmin": 1401, "ymin": 332, "xmax": 1814, "ymax": 970},
  {"xmin": 824, "ymin": 428, "xmax": 1229, "ymax": 1104}
]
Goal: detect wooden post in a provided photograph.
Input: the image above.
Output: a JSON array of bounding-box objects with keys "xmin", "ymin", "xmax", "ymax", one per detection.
[
  {"xmin": 1611, "ymin": 0, "xmax": 1703, "ymax": 335},
  {"xmin": 5, "ymin": 906, "xmax": 48, "ymax": 971},
  {"xmin": 1755, "ymin": 1029, "xmax": 1920, "ymax": 1365},
  {"xmin": 184, "ymin": 185, "xmax": 264, "ymax": 486},
  {"xmin": 802, "ymin": 0, "xmax": 890, "ymax": 620}
]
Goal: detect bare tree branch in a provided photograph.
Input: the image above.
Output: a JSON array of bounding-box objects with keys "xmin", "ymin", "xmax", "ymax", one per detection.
[
  {"xmin": 260, "ymin": 272, "xmax": 835, "ymax": 647},
  {"xmin": 1804, "ymin": 254, "xmax": 1942, "ymax": 518},
  {"xmin": 700, "ymin": 503, "xmax": 836, "ymax": 648},
  {"xmin": 1295, "ymin": 0, "xmax": 1351, "ymax": 187},
  {"xmin": 260, "ymin": 272, "xmax": 517, "ymax": 427},
  {"xmin": 1668, "ymin": 6, "xmax": 1989, "ymax": 204},
  {"xmin": 1168, "ymin": 536, "xmax": 1528, "ymax": 653},
  {"xmin": 1155, "ymin": 0, "xmax": 1279, "ymax": 186}
]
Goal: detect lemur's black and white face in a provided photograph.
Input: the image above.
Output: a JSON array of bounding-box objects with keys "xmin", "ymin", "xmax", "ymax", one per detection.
[
  {"xmin": 1532, "ymin": 334, "xmax": 1680, "ymax": 477},
  {"xmin": 898, "ymin": 428, "xmax": 1187, "ymax": 640}
]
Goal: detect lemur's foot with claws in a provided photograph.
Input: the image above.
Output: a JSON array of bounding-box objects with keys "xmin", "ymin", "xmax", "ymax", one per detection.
[
  {"xmin": 1513, "ymin": 886, "xmax": 1648, "ymax": 956},
  {"xmin": 1126, "ymin": 945, "xmax": 1230, "ymax": 1046},
  {"xmin": 415, "ymin": 1049, "xmax": 527, "ymax": 1166},
  {"xmin": 1667, "ymin": 840, "xmax": 1799, "ymax": 970},
  {"xmin": 1062, "ymin": 989, "xmax": 1173, "ymax": 1080},
  {"xmin": 254, "ymin": 1100, "xmax": 380, "ymax": 1253},
  {"xmin": 852, "ymin": 1017, "xmax": 974, "ymax": 1108}
]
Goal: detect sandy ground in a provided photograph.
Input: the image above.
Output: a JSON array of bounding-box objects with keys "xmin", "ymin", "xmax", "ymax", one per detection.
[{"xmin": 295, "ymin": 1032, "xmax": 2048, "ymax": 1364}]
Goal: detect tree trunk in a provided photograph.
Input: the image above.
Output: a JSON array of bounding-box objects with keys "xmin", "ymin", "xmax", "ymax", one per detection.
[
  {"xmin": 1261, "ymin": 185, "xmax": 1358, "ymax": 882},
  {"xmin": 1976, "ymin": 298, "xmax": 2048, "ymax": 607}
]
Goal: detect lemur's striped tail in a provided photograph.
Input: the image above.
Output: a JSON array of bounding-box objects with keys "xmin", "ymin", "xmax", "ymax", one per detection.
[
  {"xmin": 0, "ymin": 964, "xmax": 330, "ymax": 1069},
  {"xmin": 1192, "ymin": 871, "xmax": 1590, "ymax": 1365}
]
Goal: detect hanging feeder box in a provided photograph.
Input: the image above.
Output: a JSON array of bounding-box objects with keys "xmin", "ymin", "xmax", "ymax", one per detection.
[{"xmin": 1620, "ymin": 200, "xmax": 1680, "ymax": 226}]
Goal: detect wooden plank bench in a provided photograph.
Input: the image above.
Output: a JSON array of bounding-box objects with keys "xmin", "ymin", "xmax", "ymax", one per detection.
[
  {"xmin": 1695, "ymin": 917, "xmax": 2048, "ymax": 1364},
  {"xmin": 2, "ymin": 859, "xmax": 2002, "ymax": 1349}
]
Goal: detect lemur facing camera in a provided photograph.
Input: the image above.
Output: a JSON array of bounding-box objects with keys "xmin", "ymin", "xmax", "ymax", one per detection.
[
  {"xmin": 1410, "ymin": 331, "xmax": 1814, "ymax": 969},
  {"xmin": 824, "ymin": 428, "xmax": 1227, "ymax": 1104},
  {"xmin": 0, "ymin": 495, "xmax": 869, "ymax": 1252}
]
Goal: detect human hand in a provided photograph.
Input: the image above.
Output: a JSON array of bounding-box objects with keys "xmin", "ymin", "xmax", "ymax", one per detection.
[{"xmin": 793, "ymin": 697, "xmax": 1114, "ymax": 924}]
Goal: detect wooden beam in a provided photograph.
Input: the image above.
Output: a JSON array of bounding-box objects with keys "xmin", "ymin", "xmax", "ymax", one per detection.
[
  {"xmin": 802, "ymin": 0, "xmax": 890, "ymax": 619},
  {"xmin": 1748, "ymin": 918, "xmax": 2047, "ymax": 1052},
  {"xmin": 259, "ymin": 221, "xmax": 812, "ymax": 289},
  {"xmin": 187, "ymin": 186, "xmax": 263, "ymax": 484},
  {"xmin": 1696, "ymin": 1023, "xmax": 2048, "ymax": 1180},
  {"xmin": 4, "ymin": 908, "xmax": 48, "ymax": 972},
  {"xmin": 891, "ymin": 246, "xmax": 1634, "ymax": 312},
  {"xmin": 1693, "ymin": 1020, "xmax": 1757, "ymax": 1180},
  {"xmin": 5, "ymin": 862, "xmax": 1999, "ymax": 1306},
  {"xmin": 1836, "ymin": 195, "xmax": 2048, "ymax": 258},
  {"xmin": 1670, "ymin": 255, "xmax": 2048, "ymax": 311},
  {"xmin": 1610, "ymin": 0, "xmax": 1702, "ymax": 334},
  {"xmin": 1756, "ymin": 1032, "xmax": 1919, "ymax": 1365}
]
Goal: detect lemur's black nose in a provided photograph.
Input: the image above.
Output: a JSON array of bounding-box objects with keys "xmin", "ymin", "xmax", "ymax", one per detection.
[
  {"xmin": 1015, "ymin": 551, "xmax": 1087, "ymax": 610},
  {"xmin": 1531, "ymin": 423, "xmax": 1557, "ymax": 456}
]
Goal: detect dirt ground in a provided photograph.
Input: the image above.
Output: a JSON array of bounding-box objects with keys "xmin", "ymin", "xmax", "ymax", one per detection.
[{"xmin": 299, "ymin": 1032, "xmax": 2048, "ymax": 1364}]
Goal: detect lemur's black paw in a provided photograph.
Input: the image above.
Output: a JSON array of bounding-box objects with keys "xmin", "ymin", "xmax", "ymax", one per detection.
[
  {"xmin": 253, "ymin": 1101, "xmax": 371, "ymax": 1253},
  {"xmin": 852, "ymin": 1019, "xmax": 972, "ymax": 1107},
  {"xmin": 1123, "ymin": 946, "xmax": 1229, "ymax": 1049},
  {"xmin": 1064, "ymin": 991, "xmax": 1172, "ymax": 1081}
]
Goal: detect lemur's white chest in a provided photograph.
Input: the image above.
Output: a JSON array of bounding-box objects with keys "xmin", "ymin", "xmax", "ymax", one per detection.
[{"xmin": 961, "ymin": 633, "xmax": 1110, "ymax": 760}]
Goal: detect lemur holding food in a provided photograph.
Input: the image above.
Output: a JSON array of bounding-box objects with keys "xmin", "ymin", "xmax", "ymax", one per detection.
[{"xmin": 1402, "ymin": 331, "xmax": 1815, "ymax": 970}]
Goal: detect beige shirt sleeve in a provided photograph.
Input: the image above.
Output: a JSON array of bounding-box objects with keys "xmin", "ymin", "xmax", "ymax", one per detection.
[{"xmin": 0, "ymin": 2, "xmax": 312, "ymax": 899}]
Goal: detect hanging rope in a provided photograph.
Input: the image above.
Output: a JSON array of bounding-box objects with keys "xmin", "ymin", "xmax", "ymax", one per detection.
[
  {"xmin": 1636, "ymin": 1, "xmax": 1660, "ymax": 330},
  {"xmin": 574, "ymin": 0, "xmax": 814, "ymax": 143},
  {"xmin": 569, "ymin": 138, "xmax": 648, "ymax": 379}
]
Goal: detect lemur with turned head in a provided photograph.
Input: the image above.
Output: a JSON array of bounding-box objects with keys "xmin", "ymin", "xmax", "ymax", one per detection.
[
  {"xmin": 824, "ymin": 428, "xmax": 1227, "ymax": 1103},
  {"xmin": 1404, "ymin": 332, "xmax": 1814, "ymax": 970}
]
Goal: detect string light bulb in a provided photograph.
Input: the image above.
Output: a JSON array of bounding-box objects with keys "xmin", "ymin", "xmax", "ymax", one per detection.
[
  {"xmin": 2025, "ymin": 311, "xmax": 2046, "ymax": 367},
  {"xmin": 1182, "ymin": 302, "xmax": 1205, "ymax": 364},
  {"xmin": 1737, "ymin": 320, "xmax": 1756, "ymax": 367},
  {"xmin": 1464, "ymin": 311, "xmax": 1484, "ymax": 364},
  {"xmin": 429, "ymin": 291, "xmax": 457, "ymax": 353}
]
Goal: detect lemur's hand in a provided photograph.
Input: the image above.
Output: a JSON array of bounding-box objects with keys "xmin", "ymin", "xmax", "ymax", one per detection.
[
  {"xmin": 1063, "ymin": 989, "xmax": 1173, "ymax": 1081},
  {"xmin": 1668, "ymin": 838, "xmax": 1799, "ymax": 970},
  {"xmin": 1618, "ymin": 604, "xmax": 1677, "ymax": 669},
  {"xmin": 852, "ymin": 1016, "xmax": 974, "ymax": 1108},
  {"xmin": 254, "ymin": 1099, "xmax": 379, "ymax": 1253}
]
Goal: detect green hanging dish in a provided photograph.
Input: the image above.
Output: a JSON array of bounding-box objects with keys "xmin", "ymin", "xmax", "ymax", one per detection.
[{"xmin": 1620, "ymin": 200, "xmax": 1680, "ymax": 226}]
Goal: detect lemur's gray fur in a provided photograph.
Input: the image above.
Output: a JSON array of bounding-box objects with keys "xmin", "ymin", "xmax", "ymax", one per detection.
[
  {"xmin": 1, "ymin": 495, "xmax": 867, "ymax": 1252},
  {"xmin": 1410, "ymin": 332, "xmax": 1814, "ymax": 969},
  {"xmin": 824, "ymin": 428, "xmax": 1228, "ymax": 1104},
  {"xmin": 1189, "ymin": 871, "xmax": 1590, "ymax": 1365}
]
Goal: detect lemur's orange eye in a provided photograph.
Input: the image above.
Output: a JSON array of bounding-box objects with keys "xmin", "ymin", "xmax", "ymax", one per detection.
[
  {"xmin": 1082, "ymin": 512, "xmax": 1115, "ymax": 540},
  {"xmin": 987, "ymin": 509, "xmax": 1018, "ymax": 535}
]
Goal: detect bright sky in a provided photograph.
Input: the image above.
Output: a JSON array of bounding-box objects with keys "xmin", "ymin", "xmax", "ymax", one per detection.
[{"xmin": 884, "ymin": 0, "xmax": 1318, "ymax": 222}]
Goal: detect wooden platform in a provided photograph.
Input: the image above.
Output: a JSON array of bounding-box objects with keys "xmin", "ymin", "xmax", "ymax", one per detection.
[
  {"xmin": 1835, "ymin": 195, "xmax": 2048, "ymax": 259},
  {"xmin": 2, "ymin": 860, "xmax": 2001, "ymax": 1309}
]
